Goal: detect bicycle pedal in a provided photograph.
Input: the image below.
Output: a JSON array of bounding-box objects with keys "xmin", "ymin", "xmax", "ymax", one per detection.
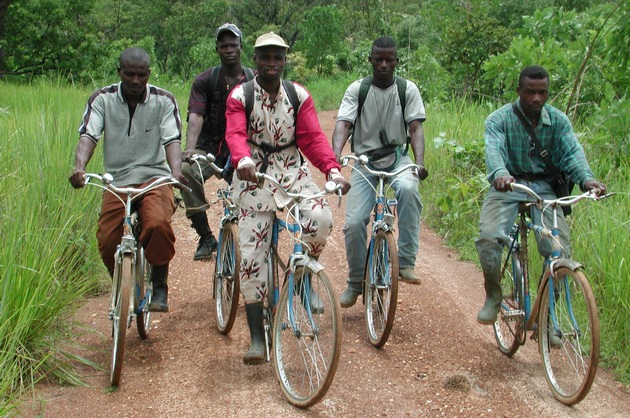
[{"xmin": 501, "ymin": 309, "xmax": 525, "ymax": 320}]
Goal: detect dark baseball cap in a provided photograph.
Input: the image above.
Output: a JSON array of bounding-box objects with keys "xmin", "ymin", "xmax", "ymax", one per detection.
[{"xmin": 215, "ymin": 23, "xmax": 242, "ymax": 41}]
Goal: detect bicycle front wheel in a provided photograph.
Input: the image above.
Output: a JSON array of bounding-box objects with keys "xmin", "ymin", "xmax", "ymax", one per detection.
[
  {"xmin": 539, "ymin": 267, "xmax": 599, "ymax": 405},
  {"xmin": 214, "ymin": 222, "xmax": 240, "ymax": 335},
  {"xmin": 273, "ymin": 267, "xmax": 342, "ymax": 408},
  {"xmin": 364, "ymin": 230, "xmax": 398, "ymax": 348},
  {"xmin": 111, "ymin": 253, "xmax": 132, "ymax": 386},
  {"xmin": 136, "ymin": 247, "xmax": 152, "ymax": 339},
  {"xmin": 493, "ymin": 244, "xmax": 525, "ymax": 356}
]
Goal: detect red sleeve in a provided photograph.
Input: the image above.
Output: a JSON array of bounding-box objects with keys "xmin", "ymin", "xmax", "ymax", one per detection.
[
  {"xmin": 294, "ymin": 95, "xmax": 341, "ymax": 175},
  {"xmin": 225, "ymin": 90, "xmax": 251, "ymax": 166}
]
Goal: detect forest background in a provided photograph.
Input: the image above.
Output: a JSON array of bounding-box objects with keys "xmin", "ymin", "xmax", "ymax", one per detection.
[{"xmin": 0, "ymin": 0, "xmax": 628, "ymax": 414}]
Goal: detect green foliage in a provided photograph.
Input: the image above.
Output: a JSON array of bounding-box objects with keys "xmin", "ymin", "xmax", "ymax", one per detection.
[
  {"xmin": 295, "ymin": 6, "xmax": 344, "ymax": 76},
  {"xmin": 398, "ymin": 44, "xmax": 451, "ymax": 103},
  {"xmin": 438, "ymin": 11, "xmax": 511, "ymax": 97},
  {"xmin": 2, "ymin": 0, "xmax": 97, "ymax": 75},
  {"xmin": 0, "ymin": 80, "xmax": 105, "ymax": 409},
  {"xmin": 303, "ymin": 72, "xmax": 359, "ymax": 111}
]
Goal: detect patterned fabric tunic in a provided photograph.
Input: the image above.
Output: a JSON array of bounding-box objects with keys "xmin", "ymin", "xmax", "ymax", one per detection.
[{"xmin": 224, "ymin": 78, "xmax": 339, "ymax": 303}]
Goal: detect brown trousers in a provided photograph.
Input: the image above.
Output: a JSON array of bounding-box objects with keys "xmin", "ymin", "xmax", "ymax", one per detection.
[{"xmin": 96, "ymin": 180, "xmax": 177, "ymax": 274}]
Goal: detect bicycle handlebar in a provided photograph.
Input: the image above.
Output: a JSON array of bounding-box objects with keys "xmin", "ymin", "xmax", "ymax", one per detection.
[
  {"xmin": 84, "ymin": 173, "xmax": 190, "ymax": 197},
  {"xmin": 340, "ymin": 154, "xmax": 418, "ymax": 178},
  {"xmin": 190, "ymin": 152, "xmax": 223, "ymax": 175},
  {"xmin": 510, "ymin": 182, "xmax": 613, "ymax": 207},
  {"xmin": 255, "ymin": 172, "xmax": 341, "ymax": 203}
]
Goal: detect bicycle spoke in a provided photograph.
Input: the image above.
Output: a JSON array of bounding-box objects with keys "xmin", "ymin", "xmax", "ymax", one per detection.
[
  {"xmin": 273, "ymin": 268, "xmax": 341, "ymax": 408},
  {"xmin": 365, "ymin": 230, "xmax": 398, "ymax": 347},
  {"xmin": 539, "ymin": 268, "xmax": 599, "ymax": 405}
]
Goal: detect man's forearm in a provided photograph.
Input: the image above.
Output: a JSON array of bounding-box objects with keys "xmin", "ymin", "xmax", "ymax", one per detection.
[{"xmin": 185, "ymin": 113, "xmax": 203, "ymax": 151}]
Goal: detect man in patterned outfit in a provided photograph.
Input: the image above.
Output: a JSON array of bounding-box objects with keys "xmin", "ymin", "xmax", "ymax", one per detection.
[{"xmin": 225, "ymin": 32, "xmax": 350, "ymax": 364}]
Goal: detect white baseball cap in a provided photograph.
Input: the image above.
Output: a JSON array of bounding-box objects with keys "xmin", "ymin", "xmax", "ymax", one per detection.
[{"xmin": 254, "ymin": 32, "xmax": 289, "ymax": 49}]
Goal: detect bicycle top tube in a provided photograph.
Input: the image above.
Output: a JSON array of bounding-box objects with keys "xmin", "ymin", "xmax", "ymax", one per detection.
[{"xmin": 340, "ymin": 154, "xmax": 418, "ymax": 179}]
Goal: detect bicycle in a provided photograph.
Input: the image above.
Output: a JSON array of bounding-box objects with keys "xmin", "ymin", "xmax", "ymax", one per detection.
[
  {"xmin": 83, "ymin": 173, "xmax": 188, "ymax": 386},
  {"xmin": 493, "ymin": 182, "xmax": 613, "ymax": 405},
  {"xmin": 253, "ymin": 172, "xmax": 343, "ymax": 408},
  {"xmin": 189, "ymin": 153, "xmax": 240, "ymax": 335},
  {"xmin": 340, "ymin": 154, "xmax": 418, "ymax": 348}
]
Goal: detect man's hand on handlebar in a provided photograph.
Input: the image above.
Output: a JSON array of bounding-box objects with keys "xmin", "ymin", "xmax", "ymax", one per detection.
[
  {"xmin": 416, "ymin": 164, "xmax": 429, "ymax": 181},
  {"xmin": 182, "ymin": 149, "xmax": 197, "ymax": 163},
  {"xmin": 332, "ymin": 177, "xmax": 351, "ymax": 195},
  {"xmin": 584, "ymin": 180, "xmax": 606, "ymax": 197},
  {"xmin": 171, "ymin": 172, "xmax": 189, "ymax": 190},
  {"xmin": 69, "ymin": 169, "xmax": 87, "ymax": 189},
  {"xmin": 493, "ymin": 175, "xmax": 516, "ymax": 193},
  {"xmin": 236, "ymin": 164, "xmax": 257, "ymax": 183}
]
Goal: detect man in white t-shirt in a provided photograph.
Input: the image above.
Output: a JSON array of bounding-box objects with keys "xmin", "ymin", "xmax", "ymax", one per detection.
[{"xmin": 332, "ymin": 36, "xmax": 428, "ymax": 308}]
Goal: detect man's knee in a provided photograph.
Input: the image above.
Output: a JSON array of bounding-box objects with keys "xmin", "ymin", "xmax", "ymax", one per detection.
[
  {"xmin": 475, "ymin": 237, "xmax": 502, "ymax": 272},
  {"xmin": 181, "ymin": 162, "xmax": 196, "ymax": 180}
]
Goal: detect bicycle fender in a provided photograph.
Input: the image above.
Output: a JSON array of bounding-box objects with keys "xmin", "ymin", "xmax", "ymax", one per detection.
[
  {"xmin": 552, "ymin": 258, "xmax": 583, "ymax": 273},
  {"xmin": 294, "ymin": 258, "xmax": 325, "ymax": 274}
]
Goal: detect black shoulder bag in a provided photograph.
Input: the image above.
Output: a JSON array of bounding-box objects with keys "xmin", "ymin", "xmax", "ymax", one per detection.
[{"xmin": 512, "ymin": 104, "xmax": 574, "ymax": 216}]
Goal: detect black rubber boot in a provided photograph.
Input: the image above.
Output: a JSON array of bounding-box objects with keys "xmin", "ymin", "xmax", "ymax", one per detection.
[
  {"xmin": 149, "ymin": 264, "xmax": 169, "ymax": 312},
  {"xmin": 190, "ymin": 212, "xmax": 217, "ymax": 260},
  {"xmin": 243, "ymin": 302, "xmax": 266, "ymax": 365},
  {"xmin": 476, "ymin": 270, "xmax": 502, "ymax": 324}
]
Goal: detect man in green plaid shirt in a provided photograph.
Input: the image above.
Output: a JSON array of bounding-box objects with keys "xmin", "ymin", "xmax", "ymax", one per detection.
[{"xmin": 475, "ymin": 65, "xmax": 607, "ymax": 325}]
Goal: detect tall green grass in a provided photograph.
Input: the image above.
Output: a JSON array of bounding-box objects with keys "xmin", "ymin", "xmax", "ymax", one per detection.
[
  {"xmin": 420, "ymin": 99, "xmax": 629, "ymax": 382},
  {"xmin": 0, "ymin": 79, "xmax": 105, "ymax": 413}
]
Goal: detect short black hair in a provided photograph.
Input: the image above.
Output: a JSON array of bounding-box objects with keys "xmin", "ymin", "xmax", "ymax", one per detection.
[
  {"xmin": 519, "ymin": 66, "xmax": 548, "ymax": 87},
  {"xmin": 372, "ymin": 36, "xmax": 397, "ymax": 51},
  {"xmin": 119, "ymin": 47, "xmax": 150, "ymax": 68}
]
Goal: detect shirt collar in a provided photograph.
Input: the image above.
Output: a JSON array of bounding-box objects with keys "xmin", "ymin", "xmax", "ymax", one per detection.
[{"xmin": 116, "ymin": 82, "xmax": 150, "ymax": 104}]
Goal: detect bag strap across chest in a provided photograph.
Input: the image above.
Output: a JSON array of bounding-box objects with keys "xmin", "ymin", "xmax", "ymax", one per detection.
[{"xmin": 242, "ymin": 79, "xmax": 302, "ymax": 173}]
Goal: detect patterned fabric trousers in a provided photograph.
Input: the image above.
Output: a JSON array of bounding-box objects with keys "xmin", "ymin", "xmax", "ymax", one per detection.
[{"xmin": 237, "ymin": 200, "xmax": 333, "ymax": 303}]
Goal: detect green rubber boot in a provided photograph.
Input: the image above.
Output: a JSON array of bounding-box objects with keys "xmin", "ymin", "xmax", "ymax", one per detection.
[
  {"xmin": 243, "ymin": 302, "xmax": 266, "ymax": 365},
  {"xmin": 477, "ymin": 270, "xmax": 502, "ymax": 324}
]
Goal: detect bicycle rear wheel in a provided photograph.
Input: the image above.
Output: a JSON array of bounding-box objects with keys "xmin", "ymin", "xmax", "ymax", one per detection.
[
  {"xmin": 136, "ymin": 247, "xmax": 152, "ymax": 339},
  {"xmin": 111, "ymin": 253, "xmax": 132, "ymax": 386},
  {"xmin": 273, "ymin": 267, "xmax": 342, "ymax": 408},
  {"xmin": 214, "ymin": 222, "xmax": 240, "ymax": 335},
  {"xmin": 364, "ymin": 230, "xmax": 398, "ymax": 348},
  {"xmin": 538, "ymin": 267, "xmax": 599, "ymax": 405},
  {"xmin": 493, "ymin": 243, "xmax": 525, "ymax": 356}
]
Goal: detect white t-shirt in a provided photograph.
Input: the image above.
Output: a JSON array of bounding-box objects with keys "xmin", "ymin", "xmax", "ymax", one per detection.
[{"xmin": 337, "ymin": 78, "xmax": 426, "ymax": 155}]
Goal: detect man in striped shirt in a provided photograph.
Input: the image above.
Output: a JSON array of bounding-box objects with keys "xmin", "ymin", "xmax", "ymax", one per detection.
[
  {"xmin": 69, "ymin": 47, "xmax": 185, "ymax": 313},
  {"xmin": 475, "ymin": 65, "xmax": 606, "ymax": 324}
]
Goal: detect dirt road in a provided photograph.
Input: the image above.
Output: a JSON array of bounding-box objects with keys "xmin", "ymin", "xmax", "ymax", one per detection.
[{"xmin": 21, "ymin": 110, "xmax": 629, "ymax": 417}]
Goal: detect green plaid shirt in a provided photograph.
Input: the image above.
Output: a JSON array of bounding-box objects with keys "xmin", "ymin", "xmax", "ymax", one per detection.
[{"xmin": 484, "ymin": 101, "xmax": 595, "ymax": 188}]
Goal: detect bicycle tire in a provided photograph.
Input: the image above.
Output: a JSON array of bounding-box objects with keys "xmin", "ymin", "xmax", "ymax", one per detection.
[
  {"xmin": 493, "ymin": 243, "xmax": 525, "ymax": 356},
  {"xmin": 364, "ymin": 230, "xmax": 398, "ymax": 348},
  {"xmin": 111, "ymin": 253, "xmax": 132, "ymax": 387},
  {"xmin": 214, "ymin": 222, "xmax": 240, "ymax": 335},
  {"xmin": 538, "ymin": 267, "xmax": 599, "ymax": 405},
  {"xmin": 272, "ymin": 267, "xmax": 342, "ymax": 408},
  {"xmin": 136, "ymin": 247, "xmax": 152, "ymax": 339}
]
